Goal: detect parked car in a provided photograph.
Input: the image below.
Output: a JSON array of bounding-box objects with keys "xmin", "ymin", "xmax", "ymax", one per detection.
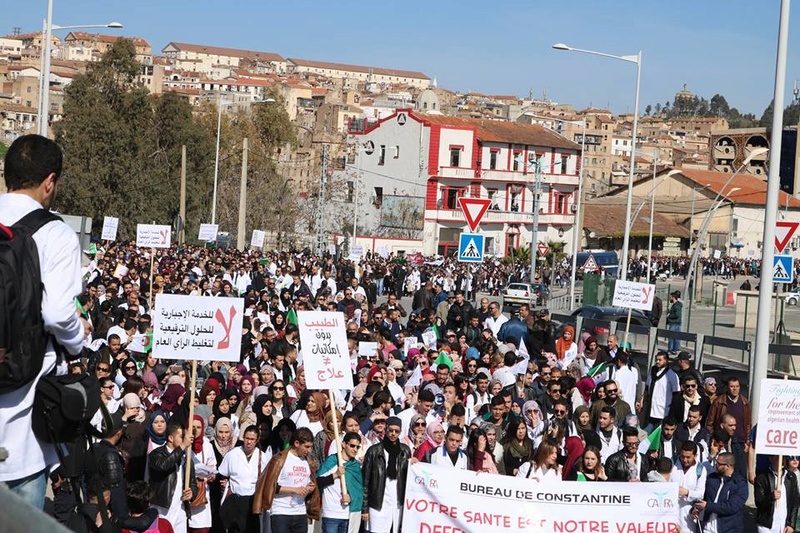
[
  {"xmin": 782, "ymin": 291, "xmax": 800, "ymax": 305},
  {"xmin": 502, "ymin": 282, "xmax": 550, "ymax": 312}
]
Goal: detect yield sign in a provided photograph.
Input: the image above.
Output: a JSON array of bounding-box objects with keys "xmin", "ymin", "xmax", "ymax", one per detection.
[
  {"xmin": 458, "ymin": 197, "xmax": 491, "ymax": 232},
  {"xmin": 537, "ymin": 243, "xmax": 550, "ymax": 257},
  {"xmin": 775, "ymin": 221, "xmax": 799, "ymax": 253}
]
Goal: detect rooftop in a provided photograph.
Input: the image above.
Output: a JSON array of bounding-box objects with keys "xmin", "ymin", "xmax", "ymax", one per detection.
[
  {"xmin": 288, "ymin": 57, "xmax": 429, "ymax": 80},
  {"xmin": 162, "ymin": 42, "xmax": 284, "ymax": 63}
]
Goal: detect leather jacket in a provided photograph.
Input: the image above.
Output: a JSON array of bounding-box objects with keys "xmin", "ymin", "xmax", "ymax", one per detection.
[
  {"xmin": 148, "ymin": 445, "xmax": 197, "ymax": 509},
  {"xmin": 604, "ymin": 450, "xmax": 648, "ymax": 482},
  {"xmin": 253, "ymin": 448, "xmax": 321, "ymax": 520},
  {"xmin": 362, "ymin": 440, "xmax": 411, "ymax": 513},
  {"xmin": 86, "ymin": 441, "xmax": 124, "ymax": 488},
  {"xmin": 755, "ymin": 469, "xmax": 800, "ymax": 530}
]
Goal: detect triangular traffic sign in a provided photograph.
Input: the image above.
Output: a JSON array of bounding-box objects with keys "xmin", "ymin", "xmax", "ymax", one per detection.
[
  {"xmin": 537, "ymin": 243, "xmax": 550, "ymax": 257},
  {"xmin": 458, "ymin": 197, "xmax": 491, "ymax": 232},
  {"xmin": 775, "ymin": 221, "xmax": 799, "ymax": 253},
  {"xmin": 583, "ymin": 254, "xmax": 599, "ymax": 271}
]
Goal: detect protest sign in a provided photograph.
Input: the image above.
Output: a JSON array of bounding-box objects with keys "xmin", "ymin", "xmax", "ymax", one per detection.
[
  {"xmin": 612, "ymin": 280, "xmax": 656, "ymax": 311},
  {"xmin": 153, "ymin": 294, "xmax": 243, "ymax": 362},
  {"xmin": 136, "ymin": 224, "xmax": 171, "ymax": 248},
  {"xmin": 403, "ymin": 463, "xmax": 680, "ymax": 533},
  {"xmin": 297, "ymin": 311, "xmax": 352, "ymax": 390},
  {"xmin": 101, "ymin": 216, "xmax": 119, "ymax": 241},
  {"xmin": 358, "ymin": 341, "xmax": 379, "ymax": 358},
  {"xmin": 198, "ymin": 224, "xmax": 219, "ymax": 242},
  {"xmin": 755, "ymin": 378, "xmax": 800, "ymax": 455},
  {"xmin": 251, "ymin": 230, "xmax": 265, "ymax": 248},
  {"xmin": 422, "ymin": 330, "xmax": 437, "ymax": 350},
  {"xmin": 404, "ymin": 337, "xmax": 417, "ymax": 359}
]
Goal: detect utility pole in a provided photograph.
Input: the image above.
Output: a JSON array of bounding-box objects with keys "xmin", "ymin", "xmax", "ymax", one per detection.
[
  {"xmin": 179, "ymin": 145, "xmax": 186, "ymax": 245},
  {"xmin": 236, "ymin": 138, "xmax": 248, "ymax": 250},
  {"xmin": 530, "ymin": 156, "xmax": 544, "ymax": 281},
  {"xmin": 315, "ymin": 144, "xmax": 329, "ymax": 256}
]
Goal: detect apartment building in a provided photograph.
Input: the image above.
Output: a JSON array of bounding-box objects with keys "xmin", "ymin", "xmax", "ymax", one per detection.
[
  {"xmin": 161, "ymin": 42, "xmax": 286, "ymax": 76},
  {"xmin": 287, "ymin": 58, "xmax": 429, "ymax": 90},
  {"xmin": 344, "ymin": 109, "xmax": 581, "ymax": 256},
  {"xmin": 62, "ymin": 32, "xmax": 152, "ymax": 65}
]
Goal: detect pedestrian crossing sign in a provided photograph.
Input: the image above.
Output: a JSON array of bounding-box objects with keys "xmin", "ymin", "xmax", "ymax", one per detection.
[
  {"xmin": 458, "ymin": 233, "xmax": 484, "ymax": 263},
  {"xmin": 773, "ymin": 254, "xmax": 794, "ymax": 283}
]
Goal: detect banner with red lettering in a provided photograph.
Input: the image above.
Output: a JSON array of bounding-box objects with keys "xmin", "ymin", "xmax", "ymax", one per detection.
[
  {"xmin": 298, "ymin": 311, "xmax": 352, "ymax": 391},
  {"xmin": 153, "ymin": 294, "xmax": 244, "ymax": 362},
  {"xmin": 403, "ymin": 464, "xmax": 680, "ymax": 533}
]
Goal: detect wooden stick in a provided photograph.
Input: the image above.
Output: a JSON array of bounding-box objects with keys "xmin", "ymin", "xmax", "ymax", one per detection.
[
  {"xmin": 149, "ymin": 246, "xmax": 155, "ymax": 310},
  {"xmin": 328, "ymin": 389, "xmax": 348, "ymax": 497},
  {"xmin": 185, "ymin": 359, "xmax": 198, "ymax": 491},
  {"xmin": 624, "ymin": 306, "xmax": 633, "ymax": 349}
]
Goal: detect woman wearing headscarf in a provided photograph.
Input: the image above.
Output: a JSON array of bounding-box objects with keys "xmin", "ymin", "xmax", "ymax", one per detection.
[
  {"xmin": 140, "ymin": 371, "xmax": 161, "ymax": 411},
  {"xmin": 466, "ymin": 427, "xmax": 498, "ymax": 474},
  {"xmin": 285, "ymin": 365, "xmax": 307, "ymax": 401},
  {"xmin": 561, "ymin": 435, "xmax": 585, "ymax": 480},
  {"xmin": 573, "ymin": 405, "xmax": 594, "ymax": 434},
  {"xmin": 209, "ymin": 395, "xmax": 239, "ymax": 442},
  {"xmin": 413, "ymin": 420, "xmax": 445, "ymax": 462},
  {"xmin": 252, "ymin": 394, "xmax": 274, "ymax": 454},
  {"xmin": 209, "ymin": 417, "xmax": 235, "ymax": 533},
  {"xmin": 116, "ymin": 356, "xmax": 139, "ymax": 388},
  {"xmin": 480, "ymin": 422, "xmax": 505, "ymax": 474},
  {"xmin": 142, "ymin": 409, "xmax": 168, "ymax": 482},
  {"xmin": 312, "ymin": 409, "xmax": 343, "ymax": 467},
  {"xmin": 578, "ymin": 335, "xmax": 610, "ymax": 377},
  {"xmin": 555, "ymin": 325, "xmax": 578, "ymax": 367},
  {"xmin": 289, "ymin": 390, "xmax": 327, "ymax": 436},
  {"xmin": 159, "ymin": 384, "xmax": 185, "ymax": 418},
  {"xmin": 118, "ymin": 393, "xmax": 148, "ymax": 481},
  {"xmin": 188, "ymin": 414, "xmax": 216, "ymax": 532},
  {"xmin": 235, "ymin": 374, "xmax": 256, "ymax": 421},
  {"xmin": 522, "ymin": 400, "xmax": 546, "ymax": 449},
  {"xmin": 574, "ymin": 376, "xmax": 596, "ymax": 409},
  {"xmin": 265, "ymin": 418, "xmax": 297, "ymax": 456},
  {"xmin": 400, "ymin": 413, "xmax": 427, "ymax": 456}
]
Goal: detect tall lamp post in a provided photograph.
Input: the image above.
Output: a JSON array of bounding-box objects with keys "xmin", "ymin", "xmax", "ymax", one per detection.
[
  {"xmin": 681, "ymin": 147, "xmax": 767, "ymax": 331},
  {"xmin": 553, "ymin": 43, "xmax": 641, "ymax": 280},
  {"xmin": 37, "ymin": 9, "xmax": 123, "ymax": 136}
]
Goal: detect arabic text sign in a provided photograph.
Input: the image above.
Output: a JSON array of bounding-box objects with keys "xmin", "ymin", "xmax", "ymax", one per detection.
[
  {"xmin": 101, "ymin": 216, "xmax": 119, "ymax": 241},
  {"xmin": 755, "ymin": 378, "xmax": 800, "ymax": 455},
  {"xmin": 403, "ymin": 463, "xmax": 680, "ymax": 533},
  {"xmin": 153, "ymin": 294, "xmax": 243, "ymax": 362},
  {"xmin": 136, "ymin": 224, "xmax": 171, "ymax": 249},
  {"xmin": 251, "ymin": 230, "xmax": 265, "ymax": 248},
  {"xmin": 198, "ymin": 224, "xmax": 219, "ymax": 242},
  {"xmin": 297, "ymin": 311, "xmax": 352, "ymax": 390},
  {"xmin": 612, "ymin": 280, "xmax": 656, "ymax": 311}
]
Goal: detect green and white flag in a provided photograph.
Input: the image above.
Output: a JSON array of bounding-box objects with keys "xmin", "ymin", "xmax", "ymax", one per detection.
[
  {"xmin": 586, "ymin": 361, "xmax": 610, "ymax": 378},
  {"xmin": 639, "ymin": 425, "xmax": 662, "ymax": 454},
  {"xmin": 576, "ymin": 471, "xmax": 588, "ymax": 482},
  {"xmin": 128, "ymin": 332, "xmax": 153, "ymax": 353}
]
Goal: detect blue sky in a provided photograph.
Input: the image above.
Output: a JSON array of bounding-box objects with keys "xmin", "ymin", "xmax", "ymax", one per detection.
[{"xmin": 6, "ymin": 1, "xmax": 798, "ymax": 116}]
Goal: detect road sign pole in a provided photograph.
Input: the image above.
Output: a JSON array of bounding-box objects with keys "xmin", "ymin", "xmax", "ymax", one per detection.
[{"xmin": 530, "ymin": 158, "xmax": 543, "ymax": 281}]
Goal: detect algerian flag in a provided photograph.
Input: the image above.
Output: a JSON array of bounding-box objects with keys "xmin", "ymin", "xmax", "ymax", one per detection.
[
  {"xmin": 576, "ymin": 472, "xmax": 588, "ymax": 482},
  {"xmin": 75, "ymin": 298, "xmax": 89, "ymax": 318},
  {"xmin": 434, "ymin": 351, "xmax": 452, "ymax": 370},
  {"xmin": 639, "ymin": 425, "xmax": 662, "ymax": 454},
  {"xmin": 128, "ymin": 332, "xmax": 153, "ymax": 353},
  {"xmin": 286, "ymin": 308, "xmax": 298, "ymax": 326},
  {"xmin": 587, "ymin": 361, "xmax": 610, "ymax": 378},
  {"xmin": 431, "ymin": 322, "xmax": 441, "ymax": 340}
]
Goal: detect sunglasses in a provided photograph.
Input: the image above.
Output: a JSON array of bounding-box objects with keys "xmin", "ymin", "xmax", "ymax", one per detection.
[
  {"xmin": 97, "ymin": 367, "xmax": 110, "ymax": 372},
  {"xmin": 272, "ymin": 386, "xmax": 285, "ymax": 391},
  {"xmin": 125, "ymin": 365, "xmax": 136, "ymax": 370},
  {"xmin": 554, "ymin": 410, "xmax": 567, "ymax": 415},
  {"xmin": 414, "ymin": 421, "xmax": 427, "ymax": 427},
  {"xmin": 346, "ymin": 442, "xmax": 361, "ymax": 449},
  {"xmin": 605, "ymin": 388, "xmax": 618, "ymax": 393},
  {"xmin": 387, "ymin": 428, "xmax": 401, "ymax": 434},
  {"xmin": 684, "ymin": 384, "xmax": 697, "ymax": 388},
  {"xmin": 101, "ymin": 385, "xmax": 114, "ymax": 390}
]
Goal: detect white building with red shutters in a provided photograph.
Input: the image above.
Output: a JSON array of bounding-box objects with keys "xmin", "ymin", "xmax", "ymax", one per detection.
[{"xmin": 345, "ymin": 109, "xmax": 582, "ymax": 257}]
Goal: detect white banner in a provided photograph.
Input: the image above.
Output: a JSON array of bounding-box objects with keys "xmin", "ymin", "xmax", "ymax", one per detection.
[
  {"xmin": 349, "ymin": 245, "xmax": 364, "ymax": 261},
  {"xmin": 297, "ymin": 311, "xmax": 352, "ymax": 390},
  {"xmin": 136, "ymin": 224, "xmax": 171, "ymax": 248},
  {"xmin": 358, "ymin": 341, "xmax": 378, "ymax": 357},
  {"xmin": 612, "ymin": 280, "xmax": 656, "ymax": 311},
  {"xmin": 251, "ymin": 229, "xmax": 265, "ymax": 248},
  {"xmin": 101, "ymin": 216, "xmax": 119, "ymax": 241},
  {"xmin": 403, "ymin": 463, "xmax": 680, "ymax": 533},
  {"xmin": 153, "ymin": 294, "xmax": 244, "ymax": 362},
  {"xmin": 198, "ymin": 224, "xmax": 219, "ymax": 242},
  {"xmin": 755, "ymin": 378, "xmax": 800, "ymax": 455}
]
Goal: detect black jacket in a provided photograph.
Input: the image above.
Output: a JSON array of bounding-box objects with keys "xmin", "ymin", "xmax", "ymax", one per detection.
[
  {"xmin": 667, "ymin": 392, "xmax": 711, "ymax": 426},
  {"xmin": 755, "ymin": 469, "xmax": 800, "ymax": 530},
  {"xmin": 84, "ymin": 440, "xmax": 128, "ymax": 518},
  {"xmin": 362, "ymin": 440, "xmax": 411, "ymax": 513},
  {"xmin": 604, "ymin": 450, "xmax": 648, "ymax": 482},
  {"xmin": 148, "ymin": 445, "xmax": 198, "ymax": 509}
]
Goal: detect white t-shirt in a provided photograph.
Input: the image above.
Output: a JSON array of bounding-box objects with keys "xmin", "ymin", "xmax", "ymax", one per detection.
[
  {"xmin": 320, "ymin": 458, "xmax": 349, "ymax": 520},
  {"xmin": 270, "ymin": 452, "xmax": 312, "ymax": 516}
]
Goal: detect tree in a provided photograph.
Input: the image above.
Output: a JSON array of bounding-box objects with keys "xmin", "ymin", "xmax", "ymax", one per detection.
[{"xmin": 644, "ymin": 104, "xmax": 652, "ymax": 116}]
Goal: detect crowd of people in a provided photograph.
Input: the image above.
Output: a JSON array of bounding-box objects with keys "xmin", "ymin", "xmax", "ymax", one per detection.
[{"xmin": 0, "ymin": 134, "xmax": 788, "ymax": 533}]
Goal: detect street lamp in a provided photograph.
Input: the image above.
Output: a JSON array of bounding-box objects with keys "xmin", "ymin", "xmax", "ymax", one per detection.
[
  {"xmin": 681, "ymin": 146, "xmax": 767, "ymax": 330},
  {"xmin": 689, "ymin": 183, "xmax": 712, "ymax": 248},
  {"xmin": 37, "ymin": 0, "xmax": 122, "ymax": 136},
  {"xmin": 553, "ymin": 42, "xmax": 641, "ymax": 280}
]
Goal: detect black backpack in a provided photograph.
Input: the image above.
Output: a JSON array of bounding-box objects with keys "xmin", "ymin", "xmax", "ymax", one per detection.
[{"xmin": 0, "ymin": 208, "xmax": 61, "ymax": 393}]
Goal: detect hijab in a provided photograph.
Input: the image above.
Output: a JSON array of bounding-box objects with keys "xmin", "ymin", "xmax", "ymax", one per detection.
[
  {"xmin": 555, "ymin": 325, "xmax": 575, "ymax": 361},
  {"xmin": 576, "ymin": 377, "xmax": 596, "ymax": 403},
  {"xmin": 213, "ymin": 417, "xmax": 235, "ymax": 456},
  {"xmin": 563, "ymin": 436, "xmax": 585, "ymax": 480},
  {"xmin": 192, "ymin": 415, "xmax": 205, "ymax": 454},
  {"xmin": 122, "ymin": 393, "xmax": 146, "ymax": 423},
  {"xmin": 425, "ymin": 421, "xmax": 443, "ymax": 447},
  {"xmin": 212, "ymin": 395, "xmax": 231, "ymax": 421},
  {"xmin": 239, "ymin": 375, "xmax": 256, "ymax": 400},
  {"xmin": 141, "ymin": 371, "xmax": 160, "ymax": 398},
  {"xmin": 522, "ymin": 400, "xmax": 545, "ymax": 443},
  {"xmin": 252, "ymin": 394, "xmax": 274, "ymax": 429},
  {"xmin": 573, "ymin": 405, "xmax": 593, "ymax": 433},
  {"xmin": 307, "ymin": 391, "xmax": 327, "ymax": 423},
  {"xmin": 146, "ymin": 410, "xmax": 168, "ymax": 446},
  {"xmin": 160, "ymin": 384, "xmax": 185, "ymax": 415}
]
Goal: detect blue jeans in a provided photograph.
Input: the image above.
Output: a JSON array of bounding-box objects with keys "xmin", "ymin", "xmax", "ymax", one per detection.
[
  {"xmin": 6, "ymin": 468, "xmax": 48, "ymax": 510},
  {"xmin": 271, "ymin": 514, "xmax": 307, "ymax": 533},
  {"xmin": 667, "ymin": 324, "xmax": 681, "ymax": 352},
  {"xmin": 322, "ymin": 516, "xmax": 349, "ymax": 533}
]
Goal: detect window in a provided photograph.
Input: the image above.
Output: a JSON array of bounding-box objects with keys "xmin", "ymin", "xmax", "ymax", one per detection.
[
  {"xmin": 393, "ymin": 146, "xmax": 400, "ymax": 159},
  {"xmin": 487, "ymin": 188, "xmax": 498, "ymax": 209},
  {"xmin": 513, "ymin": 151, "xmax": 522, "ymax": 172},
  {"xmin": 450, "ymin": 147, "xmax": 462, "ymax": 167},
  {"xmin": 489, "ymin": 151, "xmax": 498, "ymax": 170},
  {"xmin": 374, "ymin": 187, "xmax": 383, "ymax": 208},
  {"xmin": 554, "ymin": 193, "xmax": 568, "ymax": 214},
  {"xmin": 561, "ymin": 155, "xmax": 568, "ymax": 175},
  {"xmin": 346, "ymin": 181, "xmax": 354, "ymax": 203},
  {"xmin": 379, "ymin": 145, "xmax": 386, "ymax": 165},
  {"xmin": 444, "ymin": 187, "xmax": 465, "ymax": 209}
]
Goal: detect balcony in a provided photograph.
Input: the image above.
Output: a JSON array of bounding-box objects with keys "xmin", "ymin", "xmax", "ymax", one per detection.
[
  {"xmin": 439, "ymin": 167, "xmax": 580, "ymax": 187},
  {"xmin": 425, "ymin": 208, "xmax": 574, "ymax": 226}
]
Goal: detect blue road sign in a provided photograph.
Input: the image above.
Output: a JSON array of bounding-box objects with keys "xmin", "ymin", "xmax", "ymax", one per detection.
[
  {"xmin": 773, "ymin": 255, "xmax": 794, "ymax": 283},
  {"xmin": 458, "ymin": 233, "xmax": 484, "ymax": 263}
]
